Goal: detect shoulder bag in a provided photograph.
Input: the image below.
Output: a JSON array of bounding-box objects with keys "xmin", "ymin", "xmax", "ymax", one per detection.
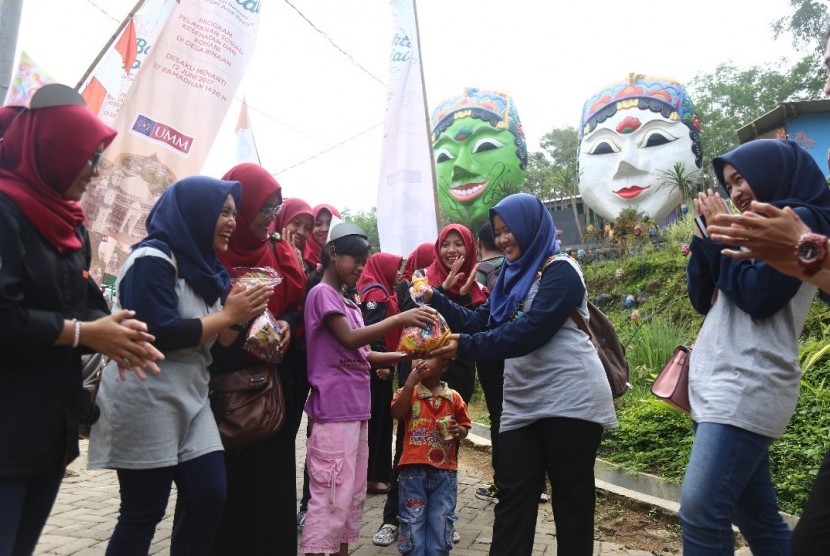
[
  {"xmin": 651, "ymin": 345, "xmax": 691, "ymax": 414},
  {"xmin": 210, "ymin": 363, "xmax": 285, "ymax": 451}
]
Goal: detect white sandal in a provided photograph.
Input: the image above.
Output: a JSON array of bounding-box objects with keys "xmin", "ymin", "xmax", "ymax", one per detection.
[{"xmin": 372, "ymin": 524, "xmax": 399, "ymax": 547}]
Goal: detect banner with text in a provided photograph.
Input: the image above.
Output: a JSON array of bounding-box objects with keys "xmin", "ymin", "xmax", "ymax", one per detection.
[
  {"xmin": 83, "ymin": 0, "xmax": 261, "ymax": 279},
  {"xmin": 80, "ymin": 0, "xmax": 177, "ymax": 125},
  {"xmin": 376, "ymin": 0, "xmax": 437, "ymax": 257}
]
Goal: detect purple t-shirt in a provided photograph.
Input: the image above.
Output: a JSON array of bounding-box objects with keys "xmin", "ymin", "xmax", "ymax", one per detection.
[{"xmin": 303, "ymin": 283, "xmax": 372, "ymax": 422}]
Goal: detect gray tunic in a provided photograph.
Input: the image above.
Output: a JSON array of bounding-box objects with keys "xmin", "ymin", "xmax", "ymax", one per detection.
[
  {"xmin": 88, "ymin": 247, "xmax": 224, "ymax": 469},
  {"xmin": 689, "ymin": 281, "xmax": 816, "ymax": 438},
  {"xmin": 500, "ymin": 257, "xmax": 619, "ymax": 433}
]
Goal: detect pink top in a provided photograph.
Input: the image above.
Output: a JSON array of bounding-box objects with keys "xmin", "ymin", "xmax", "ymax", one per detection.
[{"xmin": 303, "ymin": 283, "xmax": 371, "ymax": 422}]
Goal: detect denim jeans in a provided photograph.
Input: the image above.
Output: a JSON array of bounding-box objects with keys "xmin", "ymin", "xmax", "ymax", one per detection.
[
  {"xmin": 680, "ymin": 422, "xmax": 791, "ymax": 555},
  {"xmin": 397, "ymin": 465, "xmax": 458, "ymax": 556},
  {"xmin": 0, "ymin": 469, "xmax": 64, "ymax": 556}
]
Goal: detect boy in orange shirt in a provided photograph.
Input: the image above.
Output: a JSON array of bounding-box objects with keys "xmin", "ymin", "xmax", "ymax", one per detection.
[{"xmin": 391, "ymin": 357, "xmax": 471, "ymax": 555}]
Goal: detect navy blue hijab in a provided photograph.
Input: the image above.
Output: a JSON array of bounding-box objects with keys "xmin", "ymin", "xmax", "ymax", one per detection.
[
  {"xmin": 713, "ymin": 139, "xmax": 830, "ymax": 235},
  {"xmin": 136, "ymin": 175, "xmax": 242, "ymax": 306},
  {"xmin": 487, "ymin": 193, "xmax": 559, "ymax": 325}
]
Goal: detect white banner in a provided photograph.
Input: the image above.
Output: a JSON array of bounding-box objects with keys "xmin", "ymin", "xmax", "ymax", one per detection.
[
  {"xmin": 80, "ymin": 0, "xmax": 177, "ymax": 125},
  {"xmin": 83, "ymin": 0, "xmax": 261, "ymax": 279},
  {"xmin": 376, "ymin": 0, "xmax": 437, "ymax": 257}
]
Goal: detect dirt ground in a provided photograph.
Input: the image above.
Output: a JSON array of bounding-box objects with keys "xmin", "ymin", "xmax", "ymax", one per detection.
[{"xmin": 459, "ymin": 440, "xmax": 684, "ymax": 554}]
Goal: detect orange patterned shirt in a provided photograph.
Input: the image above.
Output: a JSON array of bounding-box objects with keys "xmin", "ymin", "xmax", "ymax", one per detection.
[{"xmin": 393, "ymin": 382, "xmax": 472, "ymax": 471}]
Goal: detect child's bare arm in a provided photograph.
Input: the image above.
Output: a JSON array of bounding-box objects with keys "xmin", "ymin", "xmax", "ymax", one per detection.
[
  {"xmin": 390, "ymin": 360, "xmax": 425, "ymax": 421},
  {"xmin": 368, "ymin": 350, "xmax": 405, "ymax": 368},
  {"xmin": 324, "ymin": 307, "xmax": 437, "ymax": 350}
]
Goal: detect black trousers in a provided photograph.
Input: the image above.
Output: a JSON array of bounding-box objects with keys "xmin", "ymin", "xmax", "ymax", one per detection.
[
  {"xmin": 792, "ymin": 448, "xmax": 830, "ymax": 555},
  {"xmin": 476, "ymin": 359, "xmax": 504, "ymax": 484},
  {"xmin": 490, "ymin": 417, "xmax": 602, "ymax": 556}
]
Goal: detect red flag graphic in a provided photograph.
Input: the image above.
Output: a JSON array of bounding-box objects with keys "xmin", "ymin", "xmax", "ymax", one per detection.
[
  {"xmin": 81, "ymin": 77, "xmax": 107, "ymax": 115},
  {"xmin": 114, "ymin": 19, "xmax": 138, "ymax": 75}
]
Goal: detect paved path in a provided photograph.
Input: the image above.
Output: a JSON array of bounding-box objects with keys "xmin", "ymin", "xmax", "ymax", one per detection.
[{"xmin": 36, "ymin": 422, "xmax": 663, "ymax": 556}]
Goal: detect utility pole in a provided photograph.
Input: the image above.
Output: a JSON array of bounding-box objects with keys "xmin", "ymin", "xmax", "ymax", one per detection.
[{"xmin": 0, "ymin": 0, "xmax": 24, "ymax": 100}]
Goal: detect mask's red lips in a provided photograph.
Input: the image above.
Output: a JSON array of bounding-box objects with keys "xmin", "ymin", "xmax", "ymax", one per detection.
[
  {"xmin": 450, "ymin": 180, "xmax": 488, "ymax": 202},
  {"xmin": 614, "ymin": 185, "xmax": 650, "ymax": 199}
]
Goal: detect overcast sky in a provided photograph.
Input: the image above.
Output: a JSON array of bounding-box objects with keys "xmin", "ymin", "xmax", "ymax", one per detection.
[{"xmin": 15, "ymin": 0, "xmax": 809, "ymax": 212}]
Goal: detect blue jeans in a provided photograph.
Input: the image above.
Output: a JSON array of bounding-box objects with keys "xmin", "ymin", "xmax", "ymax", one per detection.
[
  {"xmin": 0, "ymin": 469, "xmax": 64, "ymax": 556},
  {"xmin": 680, "ymin": 422, "xmax": 791, "ymax": 555},
  {"xmin": 397, "ymin": 465, "xmax": 458, "ymax": 556}
]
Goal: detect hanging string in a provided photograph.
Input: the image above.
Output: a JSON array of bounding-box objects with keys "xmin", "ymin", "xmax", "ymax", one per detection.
[{"xmin": 282, "ymin": 0, "xmax": 387, "ymax": 88}]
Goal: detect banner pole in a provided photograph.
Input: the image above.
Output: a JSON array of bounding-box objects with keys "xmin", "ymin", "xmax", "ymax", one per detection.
[
  {"xmin": 74, "ymin": 0, "xmax": 147, "ymax": 90},
  {"xmin": 411, "ymin": 0, "xmax": 440, "ymax": 230}
]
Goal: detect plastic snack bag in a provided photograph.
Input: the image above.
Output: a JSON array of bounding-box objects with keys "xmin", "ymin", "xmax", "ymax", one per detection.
[
  {"xmin": 231, "ymin": 267, "xmax": 284, "ymax": 288},
  {"xmin": 409, "ymin": 269, "xmax": 429, "ymax": 306},
  {"xmin": 243, "ymin": 309, "xmax": 282, "ymax": 364},
  {"xmin": 397, "ymin": 311, "xmax": 451, "ymax": 354}
]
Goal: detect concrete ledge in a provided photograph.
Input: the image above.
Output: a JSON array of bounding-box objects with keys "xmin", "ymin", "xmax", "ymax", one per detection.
[{"xmin": 466, "ymin": 421, "xmax": 799, "ymax": 528}]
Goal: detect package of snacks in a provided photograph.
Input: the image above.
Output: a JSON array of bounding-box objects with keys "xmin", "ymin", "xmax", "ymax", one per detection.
[
  {"xmin": 397, "ymin": 311, "xmax": 451, "ymax": 354},
  {"xmin": 409, "ymin": 269, "xmax": 429, "ymax": 305},
  {"xmin": 231, "ymin": 267, "xmax": 283, "ymax": 288},
  {"xmin": 243, "ymin": 309, "xmax": 282, "ymax": 364}
]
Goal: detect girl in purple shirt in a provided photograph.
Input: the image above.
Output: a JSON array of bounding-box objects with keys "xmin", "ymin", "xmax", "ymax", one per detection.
[{"xmin": 301, "ymin": 222, "xmax": 435, "ymax": 556}]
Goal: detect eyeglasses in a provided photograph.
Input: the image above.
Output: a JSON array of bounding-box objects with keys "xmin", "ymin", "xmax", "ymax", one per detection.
[
  {"xmin": 258, "ymin": 203, "xmax": 283, "ymax": 218},
  {"xmin": 90, "ymin": 150, "xmax": 104, "ymax": 173}
]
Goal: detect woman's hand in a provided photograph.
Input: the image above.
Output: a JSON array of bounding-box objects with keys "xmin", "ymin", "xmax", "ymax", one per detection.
[
  {"xmin": 282, "ymin": 226, "xmax": 304, "ymax": 267},
  {"xmin": 223, "ymin": 283, "xmax": 273, "ymax": 325},
  {"xmin": 442, "ymin": 256, "xmax": 479, "ymax": 295},
  {"xmin": 80, "ymin": 311, "xmax": 164, "ymax": 378},
  {"xmin": 429, "ymin": 334, "xmax": 459, "ymax": 360},
  {"xmin": 693, "ymin": 189, "xmax": 729, "ymax": 239},
  {"xmin": 708, "ymin": 202, "xmax": 809, "ymax": 261},
  {"xmin": 276, "ymin": 319, "xmax": 291, "ymax": 356},
  {"xmin": 396, "ymin": 305, "xmax": 439, "ymax": 329}
]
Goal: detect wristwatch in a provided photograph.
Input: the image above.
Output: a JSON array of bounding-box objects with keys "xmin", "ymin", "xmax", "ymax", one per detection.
[{"xmin": 795, "ymin": 233, "xmax": 828, "ymax": 276}]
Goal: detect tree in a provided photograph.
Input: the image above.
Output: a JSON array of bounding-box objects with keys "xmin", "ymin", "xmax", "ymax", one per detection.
[
  {"xmin": 523, "ymin": 151, "xmax": 556, "ymax": 200},
  {"xmin": 657, "ymin": 162, "xmax": 703, "ymax": 218},
  {"xmin": 551, "ymin": 164, "xmax": 582, "ymax": 238},
  {"xmin": 341, "ymin": 207, "xmax": 380, "ymax": 251},
  {"xmin": 687, "ymin": 57, "xmax": 825, "ymax": 183},
  {"xmin": 772, "ymin": 0, "xmax": 830, "ymax": 62}
]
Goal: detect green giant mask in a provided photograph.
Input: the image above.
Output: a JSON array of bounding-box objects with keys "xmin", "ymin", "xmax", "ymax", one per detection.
[{"xmin": 431, "ymin": 88, "xmax": 527, "ymax": 228}]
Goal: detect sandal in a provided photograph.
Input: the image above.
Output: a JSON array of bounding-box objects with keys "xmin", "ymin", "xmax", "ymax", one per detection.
[{"xmin": 372, "ymin": 524, "xmax": 398, "ymax": 547}]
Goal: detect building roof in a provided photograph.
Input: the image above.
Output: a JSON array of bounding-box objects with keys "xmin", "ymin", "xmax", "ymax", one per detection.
[{"xmin": 737, "ymin": 99, "xmax": 830, "ymax": 143}]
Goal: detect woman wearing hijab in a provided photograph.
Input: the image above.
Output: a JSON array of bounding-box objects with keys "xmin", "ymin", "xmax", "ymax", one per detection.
[
  {"xmin": 209, "ymin": 164, "xmax": 308, "ymax": 554},
  {"xmin": 88, "ymin": 176, "xmax": 272, "ymax": 555},
  {"xmin": 274, "ymin": 198, "xmax": 315, "ymax": 275},
  {"xmin": 357, "ymin": 252, "xmax": 406, "ymax": 495},
  {"xmin": 421, "ymin": 224, "xmax": 487, "ymax": 402},
  {"xmin": 425, "ymin": 193, "xmax": 618, "ymax": 555},
  {"xmin": 681, "ymin": 139, "xmax": 830, "ymax": 554},
  {"xmin": 0, "ymin": 87, "xmax": 161, "ymax": 555},
  {"xmin": 304, "ymin": 203, "xmax": 341, "ymax": 271}
]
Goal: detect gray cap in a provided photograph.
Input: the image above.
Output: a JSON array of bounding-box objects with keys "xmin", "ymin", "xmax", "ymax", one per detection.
[{"xmin": 329, "ymin": 221, "xmax": 367, "ymax": 242}]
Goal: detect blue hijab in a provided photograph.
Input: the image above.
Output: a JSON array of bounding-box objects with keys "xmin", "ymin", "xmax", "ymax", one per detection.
[
  {"xmin": 487, "ymin": 193, "xmax": 559, "ymax": 325},
  {"xmin": 136, "ymin": 175, "xmax": 242, "ymax": 306},
  {"xmin": 713, "ymin": 139, "xmax": 830, "ymax": 235}
]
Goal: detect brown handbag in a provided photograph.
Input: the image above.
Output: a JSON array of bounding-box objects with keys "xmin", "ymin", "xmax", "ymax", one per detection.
[
  {"xmin": 209, "ymin": 364, "xmax": 285, "ymax": 451},
  {"xmin": 651, "ymin": 345, "xmax": 692, "ymax": 414}
]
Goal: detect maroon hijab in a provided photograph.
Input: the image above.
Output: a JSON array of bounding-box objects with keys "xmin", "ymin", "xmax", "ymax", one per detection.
[
  {"xmin": 219, "ymin": 163, "xmax": 282, "ymax": 268},
  {"xmin": 425, "ymin": 224, "xmax": 487, "ymax": 306},
  {"xmin": 357, "ymin": 252, "xmax": 403, "ymax": 349},
  {"xmin": 402, "ymin": 242, "xmax": 435, "ymax": 280},
  {"xmin": 0, "ymin": 104, "xmax": 116, "ymax": 253},
  {"xmin": 303, "ymin": 203, "xmax": 341, "ymax": 268}
]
